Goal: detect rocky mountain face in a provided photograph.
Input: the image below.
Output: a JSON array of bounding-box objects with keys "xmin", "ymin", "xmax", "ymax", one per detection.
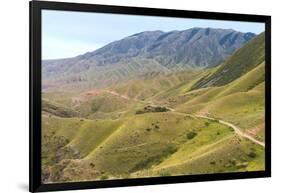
[{"xmin": 42, "ymin": 28, "xmax": 255, "ymax": 90}]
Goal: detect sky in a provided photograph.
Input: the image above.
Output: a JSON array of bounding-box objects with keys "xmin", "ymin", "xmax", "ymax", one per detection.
[{"xmin": 42, "ymin": 10, "xmax": 265, "ymax": 60}]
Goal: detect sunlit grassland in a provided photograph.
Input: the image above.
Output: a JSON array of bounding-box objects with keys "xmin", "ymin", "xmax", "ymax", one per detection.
[{"xmin": 41, "ymin": 33, "xmax": 266, "ymax": 183}]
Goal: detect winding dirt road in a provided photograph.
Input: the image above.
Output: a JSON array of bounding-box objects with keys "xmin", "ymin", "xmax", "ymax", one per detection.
[
  {"xmin": 195, "ymin": 115, "xmax": 265, "ymax": 147},
  {"xmin": 85, "ymin": 89, "xmax": 265, "ymax": 147}
]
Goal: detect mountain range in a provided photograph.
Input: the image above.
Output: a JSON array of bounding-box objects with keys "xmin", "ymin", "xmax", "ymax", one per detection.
[{"xmin": 42, "ymin": 28, "xmax": 255, "ymax": 91}]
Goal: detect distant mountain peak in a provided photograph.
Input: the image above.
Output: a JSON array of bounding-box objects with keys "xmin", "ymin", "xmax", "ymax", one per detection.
[
  {"xmin": 42, "ymin": 28, "xmax": 257, "ymax": 90},
  {"xmin": 128, "ymin": 30, "xmax": 164, "ymax": 38}
]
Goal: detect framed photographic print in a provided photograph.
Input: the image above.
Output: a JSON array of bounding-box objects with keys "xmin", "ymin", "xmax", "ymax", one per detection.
[{"xmin": 30, "ymin": 0, "xmax": 271, "ymax": 192}]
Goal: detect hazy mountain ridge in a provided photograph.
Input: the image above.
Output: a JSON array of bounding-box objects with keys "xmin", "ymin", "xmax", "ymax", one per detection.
[
  {"xmin": 42, "ymin": 28, "xmax": 255, "ymax": 90},
  {"xmin": 78, "ymin": 28, "xmax": 255, "ymax": 68}
]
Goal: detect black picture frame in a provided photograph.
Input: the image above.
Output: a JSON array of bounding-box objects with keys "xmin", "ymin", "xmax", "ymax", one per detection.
[{"xmin": 30, "ymin": 1, "xmax": 271, "ymax": 192}]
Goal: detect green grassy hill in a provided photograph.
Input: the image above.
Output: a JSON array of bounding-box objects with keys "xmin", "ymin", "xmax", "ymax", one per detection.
[
  {"xmin": 191, "ymin": 32, "xmax": 265, "ymax": 89},
  {"xmin": 159, "ymin": 63, "xmax": 265, "ymax": 141},
  {"xmin": 152, "ymin": 33, "xmax": 265, "ymax": 142},
  {"xmin": 75, "ymin": 92, "xmax": 137, "ymax": 119},
  {"xmin": 42, "ymin": 99, "xmax": 80, "ymax": 118},
  {"xmin": 42, "ymin": 111, "xmax": 264, "ymax": 182},
  {"xmin": 110, "ymin": 70, "xmax": 202, "ymax": 100},
  {"xmin": 41, "ymin": 31, "xmax": 265, "ymax": 183}
]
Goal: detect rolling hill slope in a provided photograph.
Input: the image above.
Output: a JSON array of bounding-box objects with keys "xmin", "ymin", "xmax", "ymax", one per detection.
[
  {"xmin": 191, "ymin": 32, "xmax": 265, "ymax": 89},
  {"xmin": 157, "ymin": 33, "xmax": 266, "ymax": 141},
  {"xmin": 41, "ymin": 30, "xmax": 265, "ymax": 183},
  {"xmin": 42, "ymin": 110, "xmax": 264, "ymax": 182}
]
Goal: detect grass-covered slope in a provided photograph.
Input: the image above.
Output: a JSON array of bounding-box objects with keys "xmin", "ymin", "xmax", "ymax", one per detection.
[
  {"xmin": 110, "ymin": 70, "xmax": 202, "ymax": 100},
  {"xmin": 42, "ymin": 99, "xmax": 80, "ymax": 118},
  {"xmin": 42, "ymin": 111, "xmax": 264, "ymax": 183},
  {"xmin": 41, "ymin": 113, "xmax": 234, "ymax": 182},
  {"xmin": 139, "ymin": 135, "xmax": 264, "ymax": 177},
  {"xmin": 191, "ymin": 32, "xmax": 265, "ymax": 89},
  {"xmin": 41, "ymin": 30, "xmax": 265, "ymax": 183},
  {"xmin": 172, "ymin": 63, "xmax": 265, "ymax": 141},
  {"xmin": 41, "ymin": 114, "xmax": 124, "ymax": 182},
  {"xmin": 153, "ymin": 32, "xmax": 266, "ymax": 142}
]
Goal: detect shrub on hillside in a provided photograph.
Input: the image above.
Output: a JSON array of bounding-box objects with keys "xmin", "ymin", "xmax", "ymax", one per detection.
[
  {"xmin": 186, "ymin": 131, "xmax": 197, "ymax": 139},
  {"xmin": 248, "ymin": 151, "xmax": 257, "ymax": 158},
  {"xmin": 135, "ymin": 105, "xmax": 170, "ymax": 114}
]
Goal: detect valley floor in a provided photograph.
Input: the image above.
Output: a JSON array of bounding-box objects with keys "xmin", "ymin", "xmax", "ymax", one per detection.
[{"xmin": 41, "ymin": 68, "xmax": 265, "ymax": 183}]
